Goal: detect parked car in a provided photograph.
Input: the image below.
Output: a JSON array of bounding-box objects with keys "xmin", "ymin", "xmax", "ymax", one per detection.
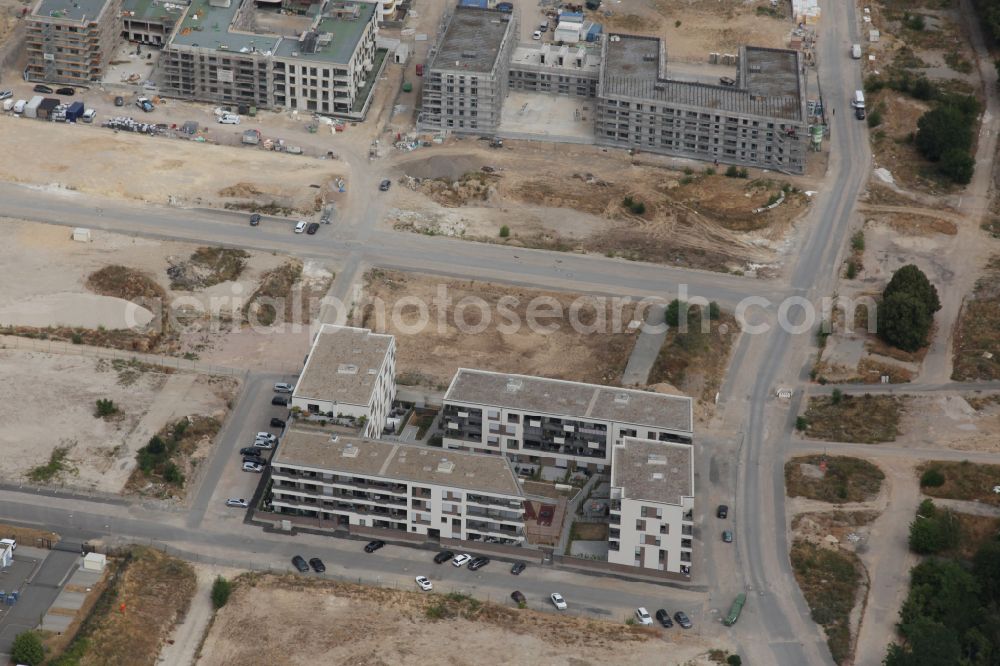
[
  {"xmin": 722, "ymin": 530, "xmax": 733, "ymax": 543},
  {"xmin": 379, "ymin": 179, "xmax": 391, "ymax": 191},
  {"xmin": 239, "ymin": 447, "xmax": 259, "ymax": 456},
  {"xmin": 249, "ymin": 213, "xmax": 261, "ymax": 226},
  {"xmin": 532, "ymin": 30, "xmax": 542, "ymax": 40},
  {"xmin": 294, "ymin": 221, "xmax": 307, "ymax": 233},
  {"xmin": 673, "ymin": 611, "xmax": 693, "ymax": 629},
  {"xmin": 655, "ymin": 609, "xmax": 674, "ymax": 628},
  {"xmin": 452, "ymin": 553, "xmax": 472, "ymax": 567},
  {"xmin": 511, "ymin": 590, "xmax": 526, "ymax": 605},
  {"xmin": 270, "ymin": 417, "xmax": 286, "ymax": 428},
  {"xmin": 242, "ymin": 461, "xmax": 263, "ymax": 473},
  {"xmin": 225, "ymin": 498, "xmax": 249, "ymax": 508},
  {"xmin": 855, "ymin": 106, "xmax": 866, "ymax": 120},
  {"xmin": 271, "ymin": 396, "xmax": 289, "ymax": 406},
  {"xmin": 218, "ymin": 113, "xmax": 241, "ymax": 125},
  {"xmin": 635, "ymin": 607, "xmax": 653, "ymax": 626},
  {"xmin": 291, "ymin": 555, "xmax": 309, "ymax": 572},
  {"xmin": 434, "ymin": 550, "xmax": 455, "ymax": 564},
  {"xmin": 81, "ymin": 109, "xmax": 97, "ymax": 123},
  {"xmin": 510, "ymin": 561, "xmax": 526, "ymax": 575},
  {"xmin": 56, "ymin": 87, "xmax": 75, "ymax": 96},
  {"xmin": 309, "ymin": 557, "xmax": 326, "ymax": 573},
  {"xmin": 33, "ymin": 84, "xmax": 53, "ymax": 94},
  {"xmin": 717, "ymin": 505, "xmax": 729, "ymax": 519},
  {"xmin": 306, "ymin": 222, "xmax": 320, "ymax": 235},
  {"xmin": 415, "ymin": 576, "xmax": 433, "ymax": 591},
  {"xmin": 0, "ymin": 90, "xmax": 12, "ymax": 101},
  {"xmin": 251, "ymin": 440, "xmax": 273, "ymax": 450},
  {"xmin": 255, "ymin": 432, "xmax": 277, "ymax": 443},
  {"xmin": 468, "ymin": 557, "xmax": 490, "ymax": 571},
  {"xmin": 243, "ymin": 455, "xmax": 266, "ymax": 466},
  {"xmin": 550, "ymin": 593, "xmax": 567, "ymax": 610},
  {"xmin": 114, "ymin": 95, "xmax": 124, "ymax": 106},
  {"xmin": 364, "ymin": 540, "xmax": 386, "ymax": 553},
  {"xmin": 274, "ymin": 382, "xmax": 294, "ymax": 393}
]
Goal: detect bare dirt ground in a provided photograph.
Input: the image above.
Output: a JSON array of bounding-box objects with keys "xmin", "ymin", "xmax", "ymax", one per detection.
[
  {"xmin": 0, "ymin": 348, "xmax": 233, "ymax": 493},
  {"xmin": 387, "ymin": 142, "xmax": 810, "ymax": 273},
  {"xmin": 196, "ymin": 574, "xmax": 719, "ymax": 666},
  {"xmin": 356, "ymin": 269, "xmax": 642, "ymax": 389},
  {"xmin": 894, "ymin": 393, "xmax": 1000, "ymax": 453},
  {"xmin": 0, "ymin": 219, "xmax": 331, "ymax": 370}
]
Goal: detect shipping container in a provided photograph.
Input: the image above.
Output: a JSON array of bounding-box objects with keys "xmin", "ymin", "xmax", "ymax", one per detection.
[
  {"xmin": 37, "ymin": 97, "xmax": 59, "ymax": 119},
  {"xmin": 66, "ymin": 101, "xmax": 85, "ymax": 122},
  {"xmin": 458, "ymin": 0, "xmax": 488, "ymax": 6},
  {"xmin": 24, "ymin": 95, "xmax": 43, "ymax": 119}
]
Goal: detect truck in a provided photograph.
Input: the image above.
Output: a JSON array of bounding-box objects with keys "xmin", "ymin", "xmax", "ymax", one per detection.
[
  {"xmin": 851, "ymin": 43, "xmax": 862, "ymax": 59},
  {"xmin": 24, "ymin": 95, "xmax": 43, "ymax": 119},
  {"xmin": 65, "ymin": 101, "xmax": 85, "ymax": 122}
]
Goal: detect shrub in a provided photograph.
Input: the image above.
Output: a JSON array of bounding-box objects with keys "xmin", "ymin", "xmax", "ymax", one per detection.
[
  {"xmin": 674, "ymin": 19, "xmax": 681, "ymax": 27},
  {"xmin": 499, "ymin": 224, "xmax": 510, "ymax": 238},
  {"xmin": 908, "ymin": 500, "xmax": 960, "ymax": 554},
  {"xmin": 665, "ymin": 299, "xmax": 683, "ymax": 327},
  {"xmin": 708, "ymin": 301, "xmax": 721, "ymax": 320},
  {"xmin": 920, "ymin": 468, "xmax": 945, "ymax": 487},
  {"xmin": 12, "ymin": 631, "xmax": 44, "ymax": 666},
  {"xmin": 704, "ymin": 167, "xmax": 716, "ymax": 175},
  {"xmin": 916, "ymin": 106, "xmax": 973, "ymax": 162},
  {"xmin": 727, "ymin": 656, "xmax": 743, "ymax": 666},
  {"xmin": 795, "ymin": 416, "xmax": 808, "ymax": 431},
  {"xmin": 911, "ymin": 77, "xmax": 935, "ymax": 101},
  {"xmin": 212, "ymin": 575, "xmax": 232, "ymax": 609},
  {"xmin": 683, "ymin": 166, "xmax": 694, "ymax": 175},
  {"xmin": 903, "ymin": 12, "xmax": 926, "ymax": 30},
  {"xmin": 94, "ymin": 398, "xmax": 118, "ymax": 418},
  {"xmin": 846, "ymin": 260, "xmax": 858, "ymax": 279},
  {"xmin": 867, "ymin": 108, "xmax": 883, "ymax": 127},
  {"xmin": 146, "ymin": 436, "xmax": 166, "ymax": 455},
  {"xmin": 831, "ymin": 389, "xmax": 843, "ymax": 405},
  {"xmin": 725, "ymin": 165, "xmax": 740, "ymax": 177},
  {"xmin": 163, "ymin": 463, "xmax": 184, "ymax": 485},
  {"xmin": 851, "ymin": 230, "xmax": 865, "ymax": 253},
  {"xmin": 71, "ymin": 332, "xmax": 83, "ymax": 344},
  {"xmin": 939, "ymin": 148, "xmax": 975, "ymax": 184}
]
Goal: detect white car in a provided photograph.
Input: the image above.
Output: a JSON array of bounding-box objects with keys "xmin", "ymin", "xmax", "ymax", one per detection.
[
  {"xmin": 218, "ymin": 113, "xmax": 241, "ymax": 125},
  {"xmin": 255, "ymin": 432, "xmax": 277, "ymax": 443},
  {"xmin": 242, "ymin": 462, "xmax": 264, "ymax": 473},
  {"xmin": 0, "ymin": 90, "xmax": 12, "ymax": 101},
  {"xmin": 532, "ymin": 30, "xmax": 542, "ymax": 40},
  {"xmin": 635, "ymin": 607, "xmax": 653, "ymax": 625},
  {"xmin": 225, "ymin": 498, "xmax": 249, "ymax": 508},
  {"xmin": 452, "ymin": 553, "xmax": 472, "ymax": 567},
  {"xmin": 550, "ymin": 593, "xmax": 567, "ymax": 610},
  {"xmin": 294, "ymin": 221, "xmax": 307, "ymax": 234},
  {"xmin": 252, "ymin": 439, "xmax": 273, "ymax": 450},
  {"xmin": 415, "ymin": 576, "xmax": 433, "ymax": 591},
  {"xmin": 274, "ymin": 382, "xmax": 295, "ymax": 393}
]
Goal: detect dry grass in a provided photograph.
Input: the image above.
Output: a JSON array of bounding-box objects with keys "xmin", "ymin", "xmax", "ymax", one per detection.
[
  {"xmin": 801, "ymin": 394, "xmax": 903, "ymax": 443},
  {"xmin": 243, "ymin": 259, "xmax": 304, "ymax": 327},
  {"xmin": 85, "ymin": 265, "xmax": 167, "ymax": 304},
  {"xmin": 168, "ymin": 247, "xmax": 250, "ymax": 291},
  {"xmin": 785, "ymin": 455, "xmax": 885, "ymax": 503},
  {"xmin": 648, "ymin": 310, "xmax": 738, "ymax": 403},
  {"xmin": 917, "ymin": 460, "xmax": 1000, "ymax": 506},
  {"xmin": 571, "ymin": 522, "xmax": 610, "ymax": 541},
  {"xmin": 0, "ymin": 324, "xmax": 167, "ymax": 353},
  {"xmin": 952, "ymin": 257, "xmax": 1000, "ymax": 380},
  {"xmin": 125, "ymin": 415, "xmax": 222, "ymax": 499},
  {"xmin": 0, "ymin": 522, "xmax": 59, "ymax": 548},
  {"xmin": 949, "ymin": 513, "xmax": 1000, "ymax": 559}
]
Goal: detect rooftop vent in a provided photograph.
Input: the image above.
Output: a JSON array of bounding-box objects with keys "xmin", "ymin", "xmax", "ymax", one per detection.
[
  {"xmin": 652, "ymin": 472, "xmax": 664, "ymax": 480},
  {"xmin": 437, "ymin": 460, "xmax": 455, "ymax": 473},
  {"xmin": 461, "ymin": 51, "xmax": 476, "ymax": 58},
  {"xmin": 614, "ymin": 392, "xmax": 630, "ymax": 405},
  {"xmin": 647, "ymin": 454, "xmax": 667, "ymax": 465},
  {"xmin": 506, "ymin": 378, "xmax": 523, "ymax": 392},
  {"xmin": 341, "ymin": 443, "xmax": 359, "ymax": 457},
  {"xmin": 338, "ymin": 363, "xmax": 359, "ymax": 374}
]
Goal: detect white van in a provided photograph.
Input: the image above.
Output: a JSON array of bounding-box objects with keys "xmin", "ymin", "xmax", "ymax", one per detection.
[
  {"xmin": 12, "ymin": 99, "xmax": 26, "ymax": 114},
  {"xmin": 218, "ymin": 113, "xmax": 241, "ymax": 125},
  {"xmin": 851, "ymin": 43, "xmax": 862, "ymax": 59},
  {"xmin": 82, "ymin": 108, "xmax": 97, "ymax": 123},
  {"xmin": 852, "ymin": 90, "xmax": 865, "ymax": 109}
]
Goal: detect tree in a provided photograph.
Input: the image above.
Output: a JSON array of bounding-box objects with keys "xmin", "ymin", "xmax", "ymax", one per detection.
[
  {"xmin": 883, "ymin": 264, "xmax": 941, "ymax": 313},
  {"xmin": 919, "ymin": 468, "xmax": 945, "ymax": 487},
  {"xmin": 146, "ymin": 436, "xmax": 166, "ymax": 455},
  {"xmin": 915, "ymin": 106, "xmax": 973, "ymax": 162},
  {"xmin": 939, "ymin": 148, "xmax": 975, "ymax": 184},
  {"xmin": 499, "ymin": 225, "xmax": 510, "ymax": 238},
  {"xmin": 665, "ymin": 299, "xmax": 683, "ymax": 327},
  {"xmin": 212, "ymin": 575, "xmax": 233, "ymax": 609},
  {"xmin": 908, "ymin": 506, "xmax": 960, "ymax": 555},
  {"xmin": 726, "ymin": 656, "xmax": 743, "ymax": 666},
  {"xmin": 878, "ymin": 292, "xmax": 933, "ymax": 352},
  {"xmin": 94, "ymin": 398, "xmax": 118, "ymax": 418},
  {"xmin": 163, "ymin": 463, "xmax": 184, "ymax": 485},
  {"xmin": 885, "ymin": 619, "xmax": 961, "ymax": 666},
  {"xmin": 11, "ymin": 631, "xmax": 44, "ymax": 666},
  {"xmin": 708, "ymin": 301, "xmax": 721, "ymax": 320},
  {"xmin": 973, "ymin": 541, "xmax": 1000, "ymax": 601}
]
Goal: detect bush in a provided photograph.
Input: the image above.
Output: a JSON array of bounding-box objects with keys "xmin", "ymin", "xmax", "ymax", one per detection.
[
  {"xmin": 831, "ymin": 388, "xmax": 843, "ymax": 405},
  {"xmin": 795, "ymin": 416, "xmax": 808, "ymax": 431},
  {"xmin": 908, "ymin": 500, "xmax": 959, "ymax": 554},
  {"xmin": 163, "ymin": 462, "xmax": 184, "ymax": 485},
  {"xmin": 727, "ymin": 656, "xmax": 743, "ymax": 666},
  {"xmin": 939, "ymin": 148, "xmax": 975, "ymax": 184},
  {"xmin": 12, "ymin": 631, "xmax": 44, "ymax": 666},
  {"xmin": 916, "ymin": 106, "xmax": 973, "ymax": 162},
  {"xmin": 71, "ymin": 332, "xmax": 83, "ymax": 344},
  {"xmin": 845, "ymin": 261, "xmax": 858, "ymax": 279},
  {"xmin": 851, "ymin": 230, "xmax": 865, "ymax": 253},
  {"xmin": 498, "ymin": 225, "xmax": 510, "ymax": 238},
  {"xmin": 704, "ymin": 167, "xmax": 716, "ymax": 176},
  {"xmin": 879, "ymin": 292, "xmax": 933, "ymax": 352},
  {"xmin": 920, "ymin": 468, "xmax": 945, "ymax": 487},
  {"xmin": 211, "ymin": 575, "xmax": 232, "ymax": 609},
  {"xmin": 94, "ymin": 398, "xmax": 118, "ymax": 418},
  {"xmin": 867, "ymin": 109, "xmax": 883, "ymax": 127},
  {"xmin": 725, "ymin": 165, "xmax": 740, "ymax": 177},
  {"xmin": 146, "ymin": 436, "xmax": 166, "ymax": 455},
  {"xmin": 708, "ymin": 301, "xmax": 721, "ymax": 320},
  {"xmin": 903, "ymin": 12, "xmax": 926, "ymax": 30},
  {"xmin": 665, "ymin": 299, "xmax": 683, "ymax": 327}
]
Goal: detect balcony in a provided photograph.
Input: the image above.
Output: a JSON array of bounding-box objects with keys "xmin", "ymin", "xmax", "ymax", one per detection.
[
  {"xmin": 466, "ymin": 494, "xmax": 521, "ymax": 510},
  {"xmin": 466, "ymin": 506, "xmax": 523, "ymax": 524},
  {"xmin": 466, "ymin": 519, "xmax": 523, "ymax": 537},
  {"xmin": 681, "ymin": 538, "xmax": 692, "ymax": 549}
]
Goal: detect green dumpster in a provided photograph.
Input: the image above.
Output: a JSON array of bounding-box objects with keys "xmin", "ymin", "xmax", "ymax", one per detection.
[
  {"xmin": 402, "ymin": 81, "xmax": 412, "ymax": 93},
  {"xmin": 723, "ymin": 593, "xmax": 746, "ymax": 626}
]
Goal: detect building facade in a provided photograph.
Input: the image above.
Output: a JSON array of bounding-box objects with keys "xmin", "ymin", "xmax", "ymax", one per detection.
[
  {"xmin": 291, "ymin": 324, "xmax": 396, "ymax": 439},
  {"xmin": 122, "ymin": 0, "xmax": 185, "ymax": 46},
  {"xmin": 607, "ymin": 438, "xmax": 694, "ymax": 574},
  {"xmin": 508, "ymin": 43, "xmax": 599, "ymax": 98},
  {"xmin": 441, "ymin": 369, "xmax": 693, "ymax": 470},
  {"xmin": 418, "ymin": 6, "xmax": 516, "ymax": 134},
  {"xmin": 270, "ymin": 430, "xmax": 526, "ymax": 544},
  {"xmin": 25, "ymin": 0, "xmax": 124, "ymax": 84}
]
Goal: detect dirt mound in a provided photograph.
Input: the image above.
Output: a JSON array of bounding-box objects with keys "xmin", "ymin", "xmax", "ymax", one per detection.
[
  {"xmin": 400, "ymin": 154, "xmax": 485, "ymax": 180},
  {"xmin": 86, "ymin": 265, "xmax": 167, "ymax": 304},
  {"xmin": 168, "ymin": 247, "xmax": 250, "ymax": 291},
  {"xmin": 218, "ymin": 182, "xmax": 265, "ymax": 198},
  {"xmin": 244, "ymin": 259, "xmax": 305, "ymax": 326},
  {"xmin": 419, "ymin": 172, "xmax": 498, "ymax": 207}
]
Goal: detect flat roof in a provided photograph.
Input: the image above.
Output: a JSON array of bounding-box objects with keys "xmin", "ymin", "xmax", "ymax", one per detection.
[
  {"xmin": 274, "ymin": 429, "xmax": 524, "ymax": 496},
  {"xmin": 510, "ymin": 43, "xmax": 601, "ymax": 75},
  {"xmin": 293, "ymin": 325, "xmax": 393, "ymax": 407},
  {"xmin": 32, "ymin": 0, "xmax": 109, "ymax": 23},
  {"xmin": 430, "ymin": 6, "xmax": 512, "ymax": 73},
  {"xmin": 612, "ymin": 438, "xmax": 693, "ymax": 505},
  {"xmin": 601, "ymin": 35, "xmax": 803, "ymax": 121},
  {"xmin": 272, "ymin": 2, "xmax": 376, "ymax": 63},
  {"xmin": 123, "ymin": 0, "xmax": 187, "ymax": 23},
  {"xmin": 171, "ymin": 0, "xmax": 280, "ymax": 52},
  {"xmin": 445, "ymin": 369, "xmax": 693, "ymax": 433}
]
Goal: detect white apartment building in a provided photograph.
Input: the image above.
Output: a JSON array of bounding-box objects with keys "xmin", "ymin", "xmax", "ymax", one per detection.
[
  {"xmin": 270, "ymin": 429, "xmax": 526, "ymax": 543},
  {"xmin": 607, "ymin": 438, "xmax": 694, "ymax": 574},
  {"xmin": 292, "ymin": 325, "xmax": 396, "ymax": 438},
  {"xmin": 441, "ymin": 369, "xmax": 693, "ymax": 470}
]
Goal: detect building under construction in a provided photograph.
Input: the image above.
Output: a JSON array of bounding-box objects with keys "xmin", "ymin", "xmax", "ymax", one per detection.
[{"xmin": 25, "ymin": 0, "xmax": 124, "ymax": 84}]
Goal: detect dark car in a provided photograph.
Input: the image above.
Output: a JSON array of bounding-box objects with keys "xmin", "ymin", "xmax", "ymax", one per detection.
[
  {"xmin": 434, "ymin": 550, "xmax": 455, "ymax": 564},
  {"xmin": 270, "ymin": 417, "xmax": 286, "ymax": 428},
  {"xmin": 243, "ymin": 455, "xmax": 266, "ymax": 466},
  {"xmin": 379, "ymin": 179, "xmax": 391, "ymax": 191},
  {"xmin": 309, "ymin": 557, "xmax": 326, "ymax": 573},
  {"xmin": 114, "ymin": 95, "xmax": 125, "ymax": 106},
  {"xmin": 239, "ymin": 446, "xmax": 260, "ymax": 456},
  {"xmin": 722, "ymin": 530, "xmax": 733, "ymax": 543},
  {"xmin": 511, "ymin": 590, "xmax": 526, "ymax": 605},
  {"xmin": 674, "ymin": 611, "xmax": 693, "ymax": 629},
  {"xmin": 717, "ymin": 505, "xmax": 729, "ymax": 519},
  {"xmin": 364, "ymin": 540, "xmax": 386, "ymax": 553},
  {"xmin": 249, "ymin": 213, "xmax": 261, "ymax": 226},
  {"xmin": 55, "ymin": 87, "xmax": 75, "ymax": 96},
  {"xmin": 510, "ymin": 561, "xmax": 526, "ymax": 575},
  {"xmin": 855, "ymin": 106, "xmax": 866, "ymax": 120},
  {"xmin": 272, "ymin": 395, "xmax": 289, "ymax": 406},
  {"xmin": 291, "ymin": 555, "xmax": 309, "ymax": 572},
  {"xmin": 468, "ymin": 556, "xmax": 490, "ymax": 571},
  {"xmin": 655, "ymin": 609, "xmax": 674, "ymax": 628},
  {"xmin": 306, "ymin": 222, "xmax": 320, "ymax": 235},
  {"xmin": 33, "ymin": 84, "xmax": 53, "ymax": 94}
]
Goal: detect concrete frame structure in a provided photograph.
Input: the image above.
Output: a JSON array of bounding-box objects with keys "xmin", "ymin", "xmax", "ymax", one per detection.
[
  {"xmin": 122, "ymin": 0, "xmax": 187, "ymax": 46},
  {"xmin": 25, "ymin": 0, "xmax": 124, "ymax": 84},
  {"xmin": 508, "ymin": 43, "xmax": 599, "ymax": 98},
  {"xmin": 418, "ymin": 6, "xmax": 516, "ymax": 134},
  {"xmin": 270, "ymin": 430, "xmax": 526, "ymax": 544},
  {"xmin": 291, "ymin": 324, "xmax": 396, "ymax": 439},
  {"xmin": 441, "ymin": 369, "xmax": 693, "ymax": 470},
  {"xmin": 607, "ymin": 437, "xmax": 694, "ymax": 573}
]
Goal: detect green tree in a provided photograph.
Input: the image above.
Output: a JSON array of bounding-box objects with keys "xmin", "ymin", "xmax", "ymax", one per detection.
[
  {"xmin": 11, "ymin": 631, "xmax": 44, "ymax": 666},
  {"xmin": 665, "ymin": 299, "xmax": 683, "ymax": 327},
  {"xmin": 919, "ymin": 468, "xmax": 945, "ymax": 487},
  {"xmin": 908, "ymin": 505, "xmax": 960, "ymax": 555},
  {"xmin": 146, "ymin": 436, "xmax": 166, "ymax": 455},
  {"xmin": 973, "ymin": 540, "xmax": 1000, "ymax": 601},
  {"xmin": 884, "ymin": 264, "xmax": 941, "ymax": 313},
  {"xmin": 708, "ymin": 301, "xmax": 721, "ymax": 320},
  {"xmin": 94, "ymin": 398, "xmax": 118, "ymax": 418},
  {"xmin": 939, "ymin": 148, "xmax": 975, "ymax": 184},
  {"xmin": 163, "ymin": 463, "xmax": 184, "ymax": 485},
  {"xmin": 499, "ymin": 225, "xmax": 510, "ymax": 238},
  {"xmin": 727, "ymin": 656, "xmax": 743, "ymax": 666},
  {"xmin": 915, "ymin": 106, "xmax": 972, "ymax": 162},
  {"xmin": 212, "ymin": 575, "xmax": 233, "ymax": 609},
  {"xmin": 878, "ymin": 292, "xmax": 933, "ymax": 352},
  {"xmin": 885, "ymin": 619, "xmax": 961, "ymax": 666}
]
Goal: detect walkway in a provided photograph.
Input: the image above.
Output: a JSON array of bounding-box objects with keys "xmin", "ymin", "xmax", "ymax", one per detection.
[{"xmin": 621, "ymin": 303, "xmax": 667, "ymax": 386}]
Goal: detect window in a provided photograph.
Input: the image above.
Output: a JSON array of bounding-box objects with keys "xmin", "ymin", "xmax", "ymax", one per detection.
[{"xmin": 635, "ymin": 519, "xmax": 646, "ymax": 531}]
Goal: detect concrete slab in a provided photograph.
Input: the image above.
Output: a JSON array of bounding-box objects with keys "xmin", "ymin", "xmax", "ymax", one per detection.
[
  {"xmin": 51, "ymin": 591, "xmax": 86, "ymax": 611},
  {"xmin": 569, "ymin": 539, "xmax": 609, "ymax": 558},
  {"xmin": 41, "ymin": 614, "xmax": 73, "ymax": 632},
  {"xmin": 499, "ymin": 91, "xmax": 595, "ymax": 143}
]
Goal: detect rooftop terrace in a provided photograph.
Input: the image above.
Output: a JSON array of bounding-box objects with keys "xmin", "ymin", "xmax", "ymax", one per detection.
[
  {"xmin": 123, "ymin": 0, "xmax": 188, "ymax": 23},
  {"xmin": 32, "ymin": 0, "xmax": 110, "ymax": 24},
  {"xmin": 612, "ymin": 438, "xmax": 693, "ymax": 505},
  {"xmin": 430, "ymin": 6, "xmax": 512, "ymax": 74}
]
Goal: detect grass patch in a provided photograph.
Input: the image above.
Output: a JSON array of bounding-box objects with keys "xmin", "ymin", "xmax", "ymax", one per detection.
[
  {"xmin": 785, "ymin": 455, "xmax": 885, "ymax": 503},
  {"xmin": 952, "ymin": 257, "xmax": 1000, "ymax": 380},
  {"xmin": 916, "ymin": 461, "xmax": 1000, "ymax": 506},
  {"xmin": 86, "ymin": 265, "xmax": 167, "ymax": 304},
  {"xmin": 648, "ymin": 307, "xmax": 737, "ymax": 403},
  {"xmin": 168, "ymin": 247, "xmax": 250, "ymax": 290},
  {"xmin": 243, "ymin": 259, "xmax": 304, "ymax": 327},
  {"xmin": 128, "ymin": 416, "xmax": 220, "ymax": 496},
  {"xmin": 790, "ymin": 540, "xmax": 865, "ymax": 665},
  {"xmin": 570, "ymin": 522, "xmax": 609, "ymax": 540},
  {"xmin": 412, "ymin": 408, "xmax": 438, "ymax": 439},
  {"xmin": 27, "ymin": 444, "xmax": 77, "ymax": 483},
  {"xmin": 799, "ymin": 394, "xmax": 903, "ymax": 443}
]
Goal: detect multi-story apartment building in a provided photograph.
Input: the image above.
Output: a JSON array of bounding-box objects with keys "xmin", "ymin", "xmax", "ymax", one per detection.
[
  {"xmin": 291, "ymin": 324, "xmax": 396, "ymax": 439},
  {"xmin": 441, "ymin": 369, "xmax": 693, "ymax": 471},
  {"xmin": 595, "ymin": 36, "xmax": 808, "ymax": 173},
  {"xmin": 270, "ymin": 429, "xmax": 526, "ymax": 544},
  {"xmin": 158, "ymin": 0, "xmax": 381, "ymax": 117},
  {"xmin": 417, "ymin": 6, "xmax": 516, "ymax": 134},
  {"xmin": 508, "ymin": 43, "xmax": 600, "ymax": 98},
  {"xmin": 607, "ymin": 438, "xmax": 694, "ymax": 574},
  {"xmin": 25, "ymin": 0, "xmax": 124, "ymax": 84}
]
